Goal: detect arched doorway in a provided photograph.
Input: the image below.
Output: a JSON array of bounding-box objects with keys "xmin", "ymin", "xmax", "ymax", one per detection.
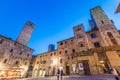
[
  {"xmin": 66, "ymin": 66, "xmax": 70, "ymax": 75},
  {"xmin": 99, "ymin": 61, "xmax": 111, "ymax": 74},
  {"xmin": 83, "ymin": 61, "xmax": 91, "ymax": 75},
  {"xmin": 53, "ymin": 67, "xmax": 56, "ymax": 76},
  {"xmin": 42, "ymin": 69, "xmax": 46, "ymax": 77},
  {"xmin": 38, "ymin": 69, "xmax": 42, "ymax": 77},
  {"xmin": 107, "ymin": 32, "xmax": 117, "ymax": 45},
  {"xmin": 33, "ymin": 69, "xmax": 38, "ymax": 77}
]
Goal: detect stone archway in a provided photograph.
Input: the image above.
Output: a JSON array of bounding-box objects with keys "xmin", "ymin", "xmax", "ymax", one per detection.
[
  {"xmin": 42, "ymin": 69, "xmax": 46, "ymax": 77},
  {"xmin": 52, "ymin": 67, "xmax": 56, "ymax": 76},
  {"xmin": 38, "ymin": 69, "xmax": 43, "ymax": 77},
  {"xmin": 33, "ymin": 69, "xmax": 38, "ymax": 77}
]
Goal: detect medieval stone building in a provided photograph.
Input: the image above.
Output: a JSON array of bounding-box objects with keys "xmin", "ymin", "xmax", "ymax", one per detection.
[
  {"xmin": 32, "ymin": 6, "xmax": 120, "ymax": 78},
  {"xmin": 0, "ymin": 21, "xmax": 34, "ymax": 77},
  {"xmin": 115, "ymin": 2, "xmax": 120, "ymax": 13}
]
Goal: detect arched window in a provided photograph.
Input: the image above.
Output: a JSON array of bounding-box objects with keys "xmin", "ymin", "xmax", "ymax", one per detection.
[
  {"xmin": 78, "ymin": 42, "xmax": 84, "ymax": 47},
  {"xmin": 107, "ymin": 32, "xmax": 114, "ymax": 39},
  {"xmin": 80, "ymin": 44, "xmax": 84, "ymax": 47},
  {"xmin": 60, "ymin": 42, "xmax": 63, "ymax": 45},
  {"xmin": 0, "ymin": 38, "xmax": 4, "ymax": 44},
  {"xmin": 20, "ymin": 52, "xmax": 22, "ymax": 55},
  {"xmin": 15, "ymin": 61, "xmax": 19, "ymax": 65},
  {"xmin": 65, "ymin": 50, "xmax": 67, "ymax": 53},
  {"xmin": 94, "ymin": 42, "xmax": 100, "ymax": 48},
  {"xmin": 59, "ymin": 51, "xmax": 61, "ymax": 54},
  {"xmin": 107, "ymin": 32, "xmax": 117, "ymax": 45},
  {"xmin": 60, "ymin": 59, "xmax": 62, "ymax": 63},
  {"xmin": 51, "ymin": 53, "xmax": 52, "ymax": 56},
  {"xmin": 72, "ymin": 49, "xmax": 75, "ymax": 52},
  {"xmin": 91, "ymin": 33, "xmax": 97, "ymax": 38},
  {"xmin": 24, "ymin": 62, "xmax": 27, "ymax": 65},
  {"xmin": 77, "ymin": 34, "xmax": 82, "ymax": 39},
  {"xmin": 3, "ymin": 59, "xmax": 7, "ymax": 63},
  {"xmin": 10, "ymin": 49, "xmax": 13, "ymax": 53},
  {"xmin": 101, "ymin": 20, "xmax": 104, "ymax": 24},
  {"xmin": 54, "ymin": 52, "xmax": 56, "ymax": 55}
]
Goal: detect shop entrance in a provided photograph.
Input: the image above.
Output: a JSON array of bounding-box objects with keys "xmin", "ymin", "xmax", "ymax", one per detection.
[
  {"xmin": 66, "ymin": 66, "xmax": 70, "ymax": 75},
  {"xmin": 100, "ymin": 61, "xmax": 111, "ymax": 74},
  {"xmin": 0, "ymin": 68, "xmax": 23, "ymax": 77},
  {"xmin": 83, "ymin": 61, "xmax": 91, "ymax": 75},
  {"xmin": 53, "ymin": 67, "xmax": 56, "ymax": 76}
]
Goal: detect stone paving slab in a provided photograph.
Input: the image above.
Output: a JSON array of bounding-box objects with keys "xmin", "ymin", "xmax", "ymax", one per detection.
[{"xmin": 0, "ymin": 75, "xmax": 116, "ymax": 80}]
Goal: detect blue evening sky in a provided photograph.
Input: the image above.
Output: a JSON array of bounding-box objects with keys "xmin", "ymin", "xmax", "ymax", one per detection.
[{"xmin": 0, "ymin": 0, "xmax": 120, "ymax": 55}]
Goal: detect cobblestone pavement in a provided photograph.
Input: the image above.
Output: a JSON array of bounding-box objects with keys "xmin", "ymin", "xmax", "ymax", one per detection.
[{"xmin": 0, "ymin": 75, "xmax": 117, "ymax": 80}]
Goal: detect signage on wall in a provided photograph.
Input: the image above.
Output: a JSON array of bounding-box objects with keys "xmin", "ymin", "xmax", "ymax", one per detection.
[{"xmin": 78, "ymin": 63, "xmax": 84, "ymax": 70}]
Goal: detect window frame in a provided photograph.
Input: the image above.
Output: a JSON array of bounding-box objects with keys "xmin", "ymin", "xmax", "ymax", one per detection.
[
  {"xmin": 91, "ymin": 33, "xmax": 97, "ymax": 38},
  {"xmin": 94, "ymin": 42, "xmax": 100, "ymax": 48}
]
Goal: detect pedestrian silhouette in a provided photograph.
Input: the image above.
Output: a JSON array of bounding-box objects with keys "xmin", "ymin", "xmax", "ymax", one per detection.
[
  {"xmin": 57, "ymin": 68, "xmax": 63, "ymax": 80},
  {"xmin": 57, "ymin": 68, "xmax": 60, "ymax": 80}
]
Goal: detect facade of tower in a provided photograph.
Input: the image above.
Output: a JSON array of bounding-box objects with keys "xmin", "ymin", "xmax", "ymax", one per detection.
[
  {"xmin": 0, "ymin": 21, "xmax": 34, "ymax": 77},
  {"xmin": 48, "ymin": 44, "xmax": 55, "ymax": 52},
  {"xmin": 16, "ymin": 21, "xmax": 34, "ymax": 46},
  {"xmin": 115, "ymin": 2, "xmax": 120, "ymax": 13},
  {"xmin": 32, "ymin": 6, "xmax": 120, "ymax": 78}
]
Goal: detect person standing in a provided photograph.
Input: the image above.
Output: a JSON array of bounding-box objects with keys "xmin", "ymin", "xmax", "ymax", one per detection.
[
  {"xmin": 112, "ymin": 68, "xmax": 119, "ymax": 80},
  {"xmin": 60, "ymin": 69, "xmax": 63, "ymax": 80},
  {"xmin": 57, "ymin": 68, "xmax": 60, "ymax": 80}
]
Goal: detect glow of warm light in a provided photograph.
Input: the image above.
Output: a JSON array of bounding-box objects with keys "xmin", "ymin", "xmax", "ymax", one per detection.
[
  {"xmin": 0, "ymin": 71, "xmax": 5, "ymax": 74},
  {"xmin": 59, "ymin": 67, "xmax": 63, "ymax": 70},
  {"xmin": 21, "ymin": 72, "xmax": 24, "ymax": 77},
  {"xmin": 100, "ymin": 60, "xmax": 104, "ymax": 63},
  {"xmin": 53, "ymin": 59, "xmax": 57, "ymax": 65}
]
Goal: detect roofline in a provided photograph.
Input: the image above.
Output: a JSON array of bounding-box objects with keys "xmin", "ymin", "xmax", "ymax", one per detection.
[
  {"xmin": 0, "ymin": 34, "xmax": 34, "ymax": 51},
  {"xmin": 57, "ymin": 37, "xmax": 74, "ymax": 43},
  {"xmin": 37, "ymin": 49, "xmax": 57, "ymax": 56},
  {"xmin": 73, "ymin": 24, "xmax": 84, "ymax": 29}
]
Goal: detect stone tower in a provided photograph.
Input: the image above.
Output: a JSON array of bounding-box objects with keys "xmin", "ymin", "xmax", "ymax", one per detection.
[
  {"xmin": 89, "ymin": 19, "xmax": 97, "ymax": 30},
  {"xmin": 90, "ymin": 6, "xmax": 120, "ymax": 46},
  {"xmin": 115, "ymin": 2, "xmax": 120, "ymax": 13},
  {"xmin": 73, "ymin": 24, "xmax": 89, "ymax": 52},
  {"xmin": 16, "ymin": 21, "xmax": 34, "ymax": 46},
  {"xmin": 48, "ymin": 44, "xmax": 55, "ymax": 52}
]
